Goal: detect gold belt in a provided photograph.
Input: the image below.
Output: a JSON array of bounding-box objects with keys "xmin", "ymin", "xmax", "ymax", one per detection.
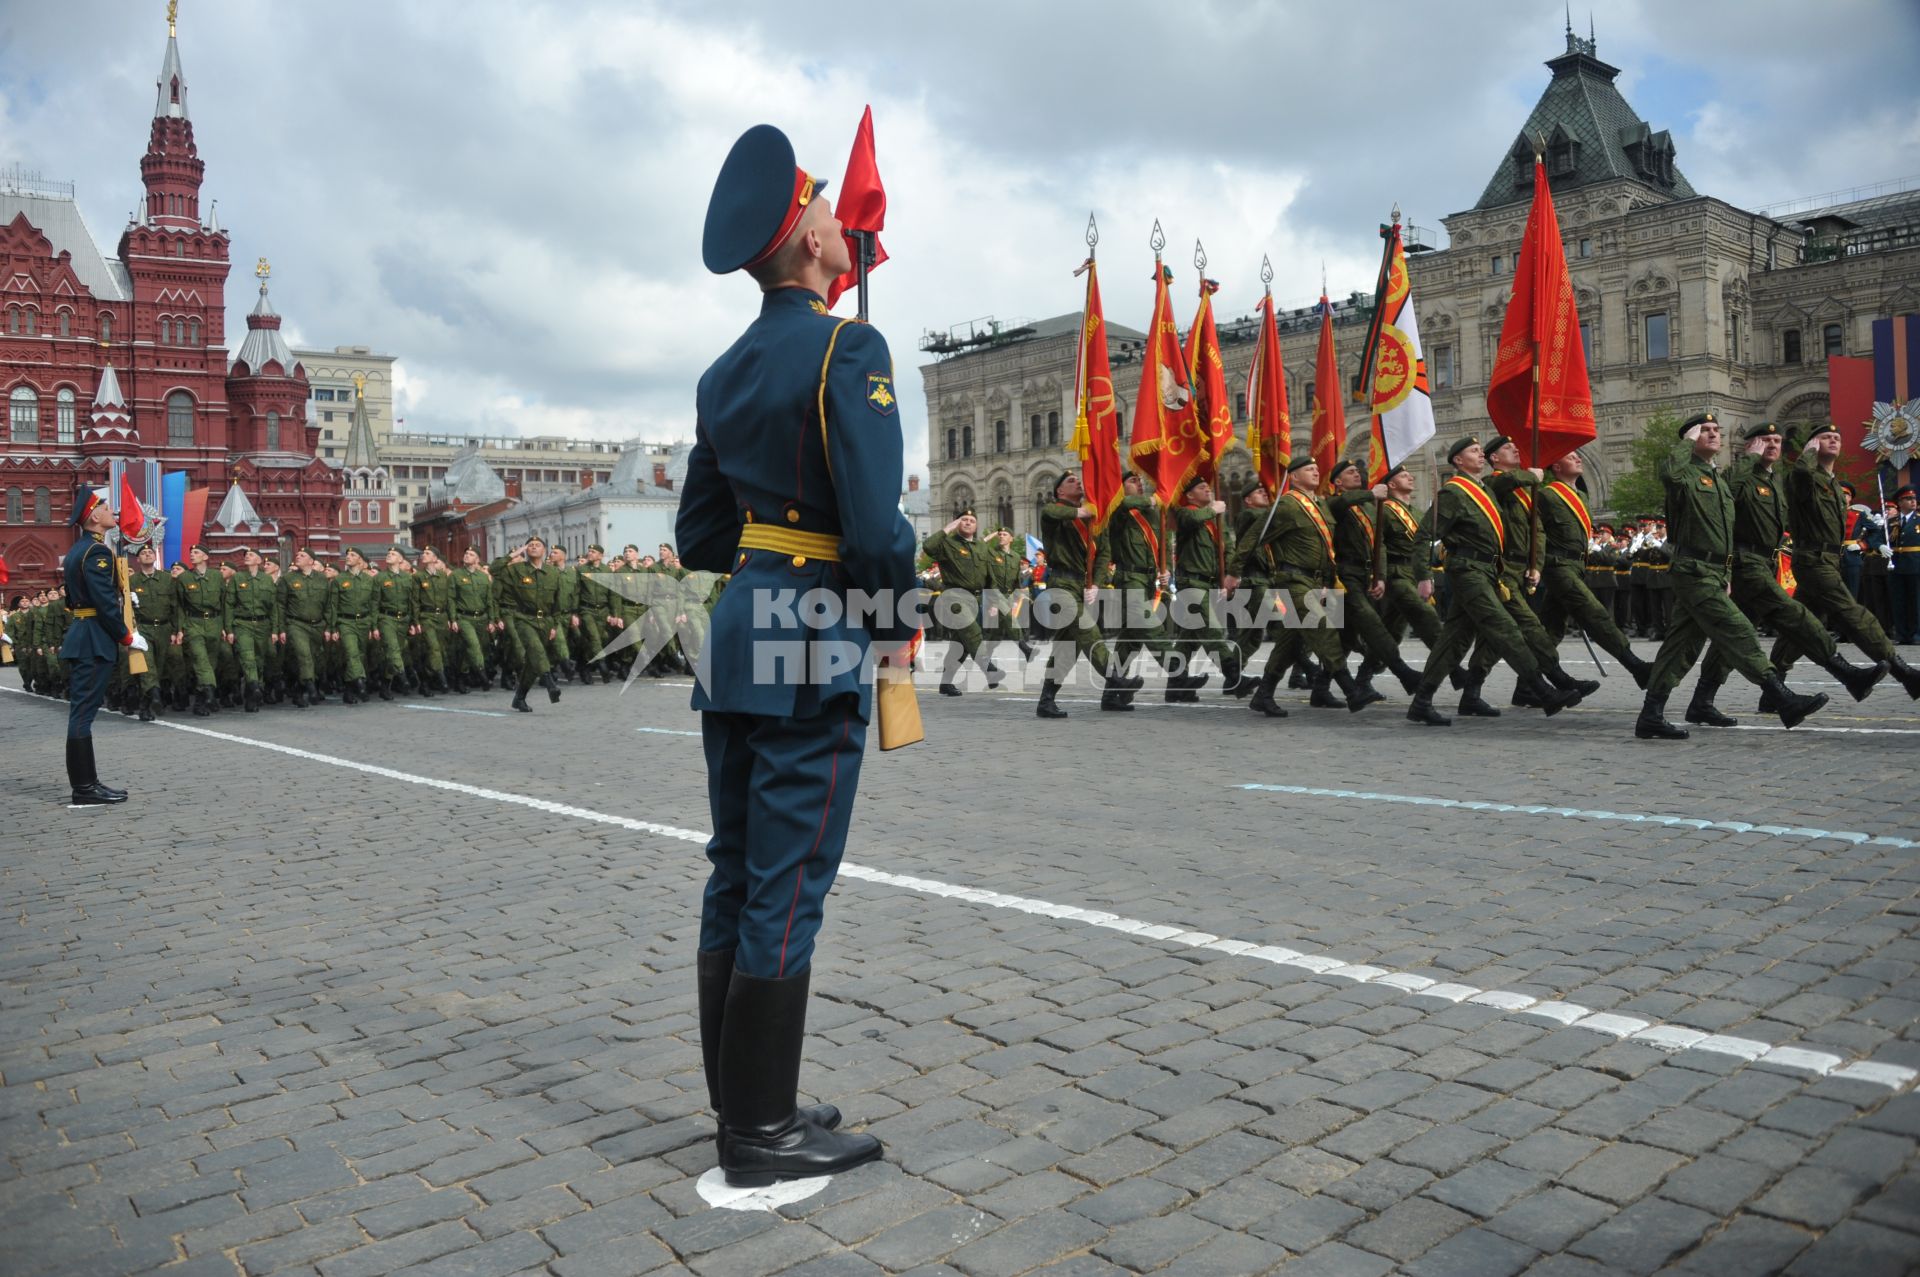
[
  {"xmin": 737, "ymin": 524, "xmax": 841, "ymax": 565},
  {"xmin": 69, "ymin": 607, "xmax": 98, "ymax": 618}
]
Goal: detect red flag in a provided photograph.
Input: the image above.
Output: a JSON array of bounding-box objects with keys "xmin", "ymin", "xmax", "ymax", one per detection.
[
  {"xmin": 179, "ymin": 487, "xmax": 209, "ymax": 558},
  {"xmin": 1071, "ymin": 258, "xmax": 1124, "ymax": 535},
  {"xmin": 1487, "ymin": 158, "xmax": 1595, "ymax": 466},
  {"xmin": 1245, "ymin": 293, "xmax": 1291, "ymax": 495},
  {"xmin": 1184, "ymin": 279, "xmax": 1234, "ymax": 486},
  {"xmin": 1310, "ymin": 293, "xmax": 1345, "ymax": 478},
  {"xmin": 0, "ymin": 552, "xmax": 9, "ymax": 586},
  {"xmin": 118, "ymin": 471, "xmax": 147, "ymax": 542},
  {"xmin": 1129, "ymin": 262, "xmax": 1202, "ymax": 507},
  {"xmin": 826, "ymin": 106, "xmax": 888, "ymax": 309}
]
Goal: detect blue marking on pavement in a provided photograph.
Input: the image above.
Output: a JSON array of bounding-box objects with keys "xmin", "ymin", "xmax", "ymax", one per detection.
[
  {"xmin": 401, "ymin": 703, "xmax": 506, "ymax": 718},
  {"xmin": 1236, "ymin": 783, "xmax": 1917, "ymax": 850},
  {"xmin": 635, "ymin": 726, "xmax": 701, "ymax": 737}
]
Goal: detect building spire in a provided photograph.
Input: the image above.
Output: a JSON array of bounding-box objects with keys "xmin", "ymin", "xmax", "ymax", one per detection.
[
  {"xmin": 342, "ymin": 373, "xmax": 380, "ymax": 470},
  {"xmin": 156, "ymin": 2, "xmax": 189, "ymax": 120}
]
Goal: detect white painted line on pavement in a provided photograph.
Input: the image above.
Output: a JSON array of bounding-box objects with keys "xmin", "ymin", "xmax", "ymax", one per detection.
[
  {"xmin": 693, "ymin": 1167, "xmax": 829, "ymax": 1211},
  {"xmin": 1723, "ymin": 723, "xmax": 1920, "ymax": 736},
  {"xmin": 635, "ymin": 727, "xmax": 702, "ymax": 737},
  {"xmin": 401, "ymin": 703, "xmax": 507, "ymax": 718},
  {"xmin": 6, "ymin": 683, "xmax": 1909, "ymax": 1092},
  {"xmin": 1235, "ymin": 782, "xmax": 1920, "ymax": 850}
]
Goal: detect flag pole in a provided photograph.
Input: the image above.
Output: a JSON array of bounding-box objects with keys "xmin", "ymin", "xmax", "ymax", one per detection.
[
  {"xmin": 1074, "ymin": 213, "xmax": 1100, "ymax": 593},
  {"xmin": 852, "ymin": 230, "xmax": 876, "ymax": 323},
  {"xmin": 1526, "ymin": 145, "xmax": 1546, "ymax": 596}
]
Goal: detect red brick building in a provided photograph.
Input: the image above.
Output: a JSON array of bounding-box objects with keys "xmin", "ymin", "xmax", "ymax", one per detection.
[{"xmin": 0, "ymin": 18, "xmax": 340, "ymax": 592}]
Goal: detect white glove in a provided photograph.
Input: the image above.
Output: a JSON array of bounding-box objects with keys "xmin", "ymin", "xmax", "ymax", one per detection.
[
  {"xmin": 1881, "ymin": 544, "xmax": 1895, "ymax": 563},
  {"xmin": 130, "ymin": 632, "xmax": 150, "ymax": 653},
  {"xmin": 130, "ymin": 591, "xmax": 141, "ymax": 609},
  {"xmin": 1868, "ymin": 512, "xmax": 1887, "ymax": 527}
]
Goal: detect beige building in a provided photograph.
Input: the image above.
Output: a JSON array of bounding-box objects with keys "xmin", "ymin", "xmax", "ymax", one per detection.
[
  {"xmin": 924, "ymin": 30, "xmax": 1920, "ymax": 528},
  {"xmin": 296, "ymin": 344, "xmax": 397, "ymax": 461}
]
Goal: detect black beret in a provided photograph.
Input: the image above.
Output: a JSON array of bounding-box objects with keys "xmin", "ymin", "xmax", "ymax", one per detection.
[
  {"xmin": 1242, "ymin": 476, "xmax": 1270, "ymax": 497},
  {"xmin": 1742, "ymin": 421, "xmax": 1782, "ymax": 441},
  {"xmin": 702, "ymin": 124, "xmax": 829, "ymax": 275},
  {"xmin": 1383, "ymin": 464, "xmax": 1407, "ymax": 482},
  {"xmin": 1052, "ymin": 470, "xmax": 1076, "ymax": 494},
  {"xmin": 1287, "ymin": 455, "xmax": 1319, "ymax": 473},
  {"xmin": 1484, "ymin": 434, "xmax": 1516, "ymax": 457},
  {"xmin": 1679, "ymin": 410, "xmax": 1717, "ymax": 436},
  {"xmin": 1327, "ymin": 459, "xmax": 1359, "ymax": 483},
  {"xmin": 1802, "ymin": 421, "xmax": 1840, "ymax": 443},
  {"xmin": 1445, "ymin": 436, "xmax": 1480, "ymax": 464}
]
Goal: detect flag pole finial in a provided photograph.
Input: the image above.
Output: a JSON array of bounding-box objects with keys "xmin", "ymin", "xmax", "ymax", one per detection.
[
  {"xmin": 1149, "ymin": 219, "xmax": 1165, "ymax": 260},
  {"xmin": 1260, "ymin": 254, "xmax": 1274, "ymax": 293},
  {"xmin": 1085, "ymin": 212, "xmax": 1099, "ymax": 254},
  {"xmin": 1193, "ymin": 238, "xmax": 1207, "ymax": 274},
  {"xmin": 1391, "ymin": 203, "xmax": 1402, "ymax": 226}
]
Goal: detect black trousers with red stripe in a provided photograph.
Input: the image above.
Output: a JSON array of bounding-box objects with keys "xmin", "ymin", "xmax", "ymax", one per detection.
[{"xmin": 698, "ymin": 696, "xmax": 868, "ymax": 979}]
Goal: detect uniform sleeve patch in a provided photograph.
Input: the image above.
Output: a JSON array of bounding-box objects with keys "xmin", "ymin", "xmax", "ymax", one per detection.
[{"xmin": 866, "ymin": 373, "xmax": 896, "ymax": 415}]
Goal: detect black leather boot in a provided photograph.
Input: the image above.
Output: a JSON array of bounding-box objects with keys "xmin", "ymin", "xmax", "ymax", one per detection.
[
  {"xmin": 1523, "ymin": 673, "xmax": 1581, "ymax": 717},
  {"xmin": 243, "ymin": 681, "xmax": 262, "ymax": 713},
  {"xmin": 939, "ymin": 681, "xmax": 962, "ymax": 697},
  {"xmin": 1035, "ymin": 680, "xmax": 1068, "ymax": 719},
  {"xmin": 191, "ymin": 686, "xmax": 212, "ymax": 717},
  {"xmin": 1308, "ymin": 668, "xmax": 1343, "ymax": 709},
  {"xmin": 1819, "ymin": 654, "xmax": 1886, "ymax": 702},
  {"xmin": 1761, "ymin": 675, "xmax": 1828, "ymax": 729},
  {"xmin": 138, "ymin": 688, "xmax": 157, "ymax": 722},
  {"xmin": 375, "ymin": 673, "xmax": 394, "ymax": 702},
  {"xmin": 1100, "ymin": 688, "xmax": 1135, "ymax": 711},
  {"xmin": 1406, "ymin": 692, "xmax": 1451, "ymax": 726},
  {"xmin": 1635, "ymin": 692, "xmax": 1689, "ymax": 740},
  {"xmin": 1461, "ymin": 679, "xmax": 1504, "ymax": 717},
  {"xmin": 1103, "ymin": 664, "xmax": 1144, "ymax": 692},
  {"xmin": 717, "ymin": 969, "xmax": 880, "ymax": 1187},
  {"xmin": 1621, "ymin": 650, "xmax": 1653, "ymax": 689},
  {"xmin": 1546, "ymin": 665, "xmax": 1600, "ymax": 701},
  {"xmin": 541, "ymin": 670, "xmax": 562, "ymax": 703},
  {"xmin": 512, "ymin": 681, "xmax": 533, "ymax": 712},
  {"xmin": 1332, "ymin": 667, "xmax": 1381, "ymax": 713},
  {"xmin": 1219, "ymin": 650, "xmax": 1244, "ymax": 696},
  {"xmin": 1387, "ymin": 655, "xmax": 1422, "ymax": 695},
  {"xmin": 67, "ymin": 738, "xmax": 125, "ymax": 806},
  {"xmin": 1684, "ymin": 678, "xmax": 1736, "ymax": 727},
  {"xmin": 1353, "ymin": 658, "xmax": 1381, "ymax": 701},
  {"xmin": 1885, "ymin": 653, "xmax": 1920, "ymax": 700},
  {"xmin": 1248, "ymin": 662, "xmax": 1288, "ymax": 718},
  {"xmin": 1288, "ymin": 661, "xmax": 1316, "ymax": 690},
  {"xmin": 698, "ymin": 950, "xmax": 838, "ymax": 1160}
]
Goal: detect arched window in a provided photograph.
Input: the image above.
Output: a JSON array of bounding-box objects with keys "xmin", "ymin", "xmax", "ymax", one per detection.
[
  {"xmin": 946, "ymin": 428, "xmax": 957, "ymax": 461},
  {"xmin": 949, "ymin": 488, "xmax": 975, "ymax": 520},
  {"xmin": 55, "ymin": 388, "xmax": 75, "ymax": 443},
  {"xmin": 1047, "ymin": 411, "xmax": 1060, "ymax": 446},
  {"xmin": 265, "ymin": 410, "xmax": 280, "ymax": 450},
  {"xmin": 347, "ymin": 501, "xmax": 361, "ymax": 524},
  {"xmin": 962, "ymin": 425, "xmax": 974, "ymax": 458},
  {"xmin": 188, "ymin": 318, "xmax": 199, "ymax": 345},
  {"xmin": 167, "ymin": 390, "xmax": 194, "ymax": 446},
  {"xmin": 1823, "ymin": 323, "xmax": 1844, "ymax": 357},
  {"xmin": 33, "ymin": 487, "xmax": 50, "ymax": 523},
  {"xmin": 5, "ymin": 309, "xmax": 17, "ymax": 334},
  {"xmin": 22, "ymin": 308, "xmax": 35, "ymax": 336},
  {"xmin": 58, "ymin": 309, "xmax": 70, "ymax": 338},
  {"xmin": 98, "ymin": 313, "xmax": 111, "ymax": 342},
  {"xmin": 994, "ymin": 419, "xmax": 1007, "ymax": 453},
  {"xmin": 10, "ymin": 386, "xmax": 38, "ymax": 442},
  {"xmin": 1029, "ymin": 413, "xmax": 1041, "ymax": 447},
  {"xmin": 3, "ymin": 488, "xmax": 17, "ymax": 522},
  {"xmin": 160, "ymin": 318, "xmax": 172, "ymax": 345},
  {"xmin": 1783, "ymin": 329, "xmax": 1802, "ymax": 364}
]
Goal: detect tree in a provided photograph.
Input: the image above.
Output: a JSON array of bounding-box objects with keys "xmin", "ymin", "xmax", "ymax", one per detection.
[{"xmin": 1602, "ymin": 411, "xmax": 1680, "ymax": 519}]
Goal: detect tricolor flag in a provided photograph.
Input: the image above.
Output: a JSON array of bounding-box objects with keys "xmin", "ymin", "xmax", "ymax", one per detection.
[
  {"xmin": 1070, "ymin": 257, "xmax": 1125, "ymax": 533},
  {"xmin": 1185, "ymin": 278, "xmax": 1234, "ymax": 487},
  {"xmin": 1360, "ymin": 218, "xmax": 1437, "ymax": 482},
  {"xmin": 1487, "ymin": 158, "xmax": 1595, "ymax": 466},
  {"xmin": 1129, "ymin": 262, "xmax": 1202, "ymax": 507},
  {"xmin": 1309, "ymin": 291, "xmax": 1344, "ymax": 479},
  {"xmin": 1245, "ymin": 290, "xmax": 1292, "ymax": 496}
]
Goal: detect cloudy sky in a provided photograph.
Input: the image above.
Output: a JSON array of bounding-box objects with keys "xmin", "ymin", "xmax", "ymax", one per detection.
[{"xmin": 3, "ymin": 0, "xmax": 1915, "ymax": 479}]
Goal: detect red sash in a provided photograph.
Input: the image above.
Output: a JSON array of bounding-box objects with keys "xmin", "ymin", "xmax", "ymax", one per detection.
[
  {"xmin": 1545, "ymin": 480, "xmax": 1592, "ymax": 541},
  {"xmin": 1384, "ymin": 499, "xmax": 1421, "ymax": 538},
  {"xmin": 1446, "ymin": 475, "xmax": 1505, "ymax": 545},
  {"xmin": 1289, "ymin": 491, "xmax": 1336, "ymax": 562},
  {"xmin": 1128, "ymin": 508, "xmax": 1162, "ymax": 572},
  {"xmin": 1349, "ymin": 506, "xmax": 1375, "ymax": 552}
]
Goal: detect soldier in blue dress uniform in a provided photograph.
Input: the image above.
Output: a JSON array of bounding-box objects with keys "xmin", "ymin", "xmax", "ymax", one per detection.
[
  {"xmin": 61, "ymin": 487, "xmax": 146, "ymax": 806},
  {"xmin": 675, "ymin": 124, "xmax": 920, "ymax": 1186}
]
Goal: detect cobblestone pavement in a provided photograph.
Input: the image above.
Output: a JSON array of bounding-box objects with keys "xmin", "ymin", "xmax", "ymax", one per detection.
[{"xmin": 4, "ymin": 641, "xmax": 1919, "ymax": 1277}]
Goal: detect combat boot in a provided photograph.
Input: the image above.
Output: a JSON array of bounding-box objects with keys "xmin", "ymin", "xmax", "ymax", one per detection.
[
  {"xmin": 1635, "ymin": 692, "xmax": 1689, "ymax": 740},
  {"xmin": 375, "ymin": 673, "xmax": 395, "ymax": 702},
  {"xmin": 1761, "ymin": 674, "xmax": 1827, "ymax": 729},
  {"xmin": 1461, "ymin": 679, "xmax": 1504, "ymax": 717},
  {"xmin": 1546, "ymin": 665, "xmax": 1600, "ymax": 702},
  {"xmin": 980, "ymin": 658, "xmax": 1006, "ymax": 689},
  {"xmin": 141, "ymin": 688, "xmax": 160, "ymax": 722},
  {"xmin": 1684, "ymin": 678, "xmax": 1736, "ymax": 727},
  {"xmin": 1035, "ymin": 680, "xmax": 1068, "ymax": 719},
  {"xmin": 291, "ymin": 681, "xmax": 309, "ymax": 709},
  {"xmin": 1353, "ymin": 658, "xmax": 1382, "ymax": 701},
  {"xmin": 1620, "ymin": 650, "xmax": 1653, "ymax": 689},
  {"xmin": 1308, "ymin": 669, "xmax": 1343, "ymax": 709},
  {"xmin": 1331, "ymin": 667, "xmax": 1381, "ymax": 713},
  {"xmin": 1887, "ymin": 653, "xmax": 1920, "ymax": 700},
  {"xmin": 191, "ymin": 687, "xmax": 212, "ymax": 718},
  {"xmin": 1218, "ymin": 650, "xmax": 1245, "ymax": 696},
  {"xmin": 436, "ymin": 670, "xmax": 451, "ymax": 693},
  {"xmin": 243, "ymin": 680, "xmax": 262, "ymax": 713},
  {"xmin": 1387, "ymin": 655, "xmax": 1422, "ymax": 695},
  {"xmin": 938, "ymin": 680, "xmax": 962, "ymax": 697},
  {"xmin": 540, "ymin": 670, "xmax": 563, "ymax": 703},
  {"xmin": 716, "ymin": 969, "xmax": 880, "ymax": 1188},
  {"xmin": 1100, "ymin": 688, "xmax": 1135, "ymax": 711},
  {"xmin": 1522, "ymin": 673, "xmax": 1581, "ymax": 717},
  {"xmin": 1406, "ymin": 692, "xmax": 1451, "ymax": 726},
  {"xmin": 1247, "ymin": 662, "xmax": 1289, "ymax": 718},
  {"xmin": 511, "ymin": 681, "xmax": 533, "ymax": 712},
  {"xmin": 1819, "ymin": 653, "xmax": 1885, "ymax": 701},
  {"xmin": 1288, "ymin": 660, "xmax": 1316, "ymax": 690}
]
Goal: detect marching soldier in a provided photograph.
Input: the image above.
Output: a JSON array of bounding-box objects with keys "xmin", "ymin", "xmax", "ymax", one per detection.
[
  {"xmin": 1769, "ymin": 424, "xmax": 1920, "ymax": 699},
  {"xmin": 1636, "ymin": 412, "xmax": 1830, "ymax": 738},
  {"xmin": 1229, "ymin": 478, "xmax": 1277, "ymax": 689},
  {"xmin": 411, "ymin": 547, "xmax": 455, "ymax": 694},
  {"xmin": 1034, "ymin": 470, "xmax": 1143, "ymax": 717},
  {"xmin": 128, "ymin": 542, "xmax": 178, "ymax": 721},
  {"xmin": 1532, "ymin": 452, "xmax": 1653, "ymax": 689},
  {"xmin": 1681, "ymin": 422, "xmax": 1888, "ymax": 725},
  {"xmin": 1109, "ymin": 472, "xmax": 1195, "ymax": 700},
  {"xmin": 981, "ymin": 527, "xmax": 1028, "ymax": 666},
  {"xmin": 545, "ymin": 545, "xmax": 583, "ymax": 682},
  {"xmin": 368, "ymin": 547, "xmax": 415, "ymax": 699},
  {"xmin": 59, "ymin": 488, "xmax": 144, "ymax": 805},
  {"xmin": 226, "ymin": 547, "xmax": 279, "ymax": 712},
  {"xmin": 921, "ymin": 509, "xmax": 1002, "ymax": 696},
  {"xmin": 1241, "ymin": 456, "xmax": 1375, "ymax": 718},
  {"xmin": 491, "ymin": 536, "xmax": 563, "ymax": 712},
  {"xmin": 1327, "ymin": 459, "xmax": 1424, "ymax": 699},
  {"xmin": 447, "ymin": 546, "xmax": 496, "ymax": 690},
  {"xmin": 1170, "ymin": 476, "xmax": 1243, "ymax": 700},
  {"xmin": 330, "ymin": 547, "xmax": 378, "ymax": 704},
  {"xmin": 1405, "ymin": 437, "xmax": 1582, "ymax": 726},
  {"xmin": 277, "ymin": 547, "xmax": 330, "ymax": 707},
  {"xmin": 677, "ymin": 124, "xmax": 918, "ymax": 1185},
  {"xmin": 176, "ymin": 545, "xmax": 229, "ymax": 717},
  {"xmin": 575, "ymin": 544, "xmax": 614, "ymax": 682}
]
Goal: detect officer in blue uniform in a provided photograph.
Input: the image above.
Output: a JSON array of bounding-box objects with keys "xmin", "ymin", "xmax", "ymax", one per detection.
[
  {"xmin": 60, "ymin": 487, "xmax": 145, "ymax": 805},
  {"xmin": 1892, "ymin": 484, "xmax": 1920, "ymax": 644},
  {"xmin": 676, "ymin": 124, "xmax": 919, "ymax": 1187}
]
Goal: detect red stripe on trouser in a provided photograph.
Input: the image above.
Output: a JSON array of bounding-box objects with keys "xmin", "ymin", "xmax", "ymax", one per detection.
[{"xmin": 777, "ymin": 708, "xmax": 849, "ymax": 977}]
